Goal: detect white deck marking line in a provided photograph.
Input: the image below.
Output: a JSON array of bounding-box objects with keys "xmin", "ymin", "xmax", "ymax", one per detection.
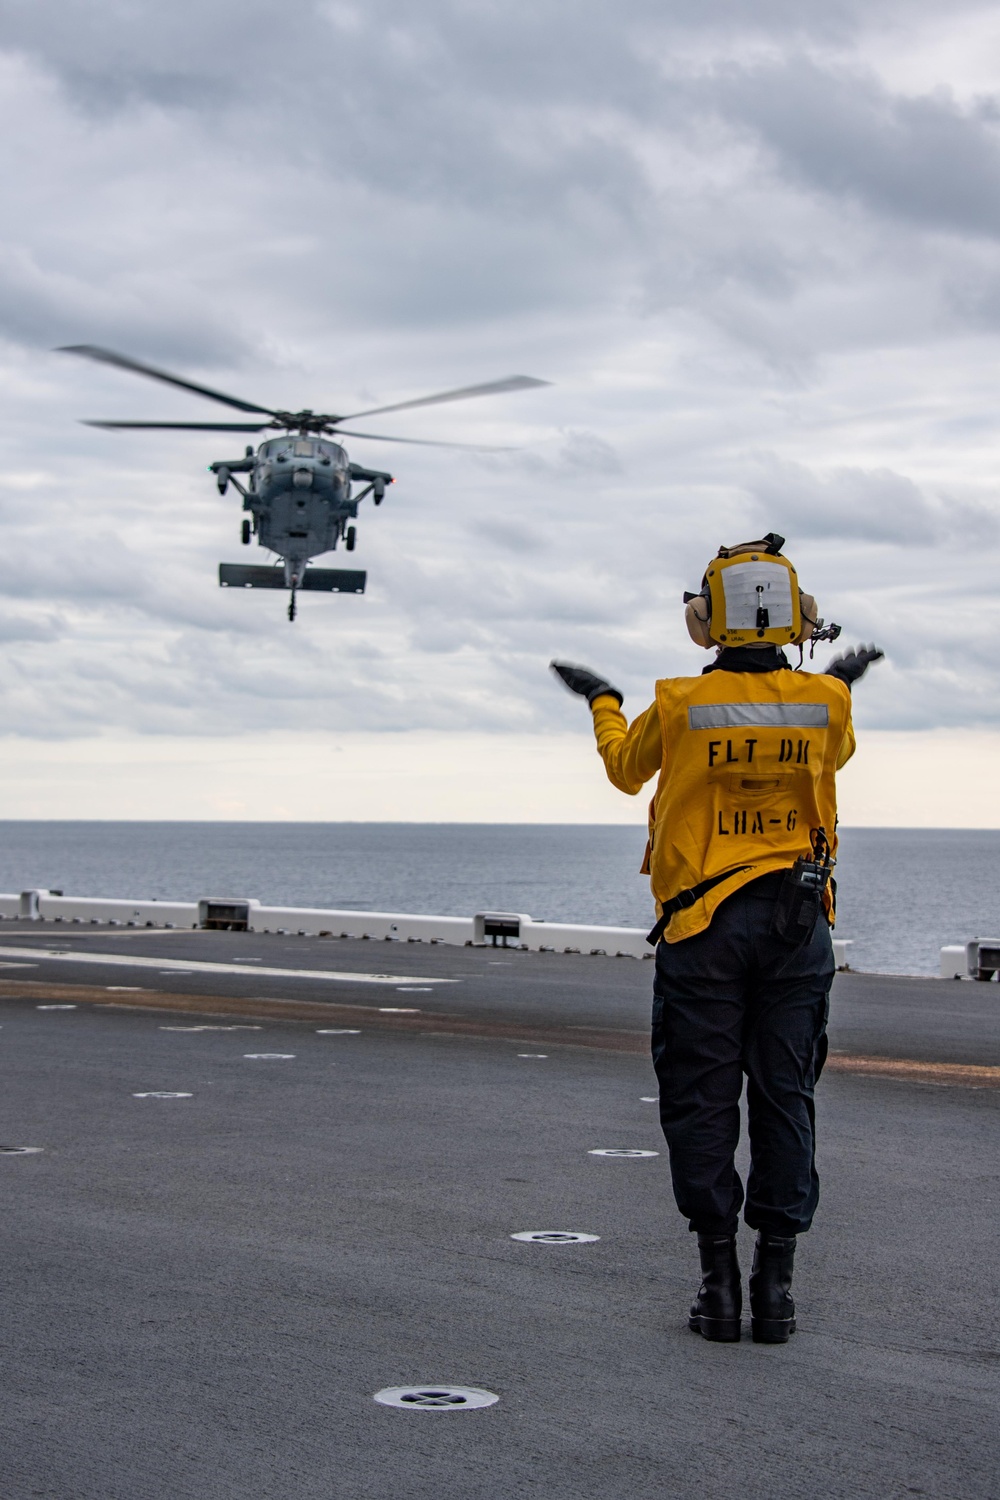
[{"xmin": 0, "ymin": 945, "xmax": 455, "ymax": 988}]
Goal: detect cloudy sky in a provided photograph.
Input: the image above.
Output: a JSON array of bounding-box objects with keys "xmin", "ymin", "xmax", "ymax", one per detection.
[{"xmin": 2, "ymin": 0, "xmax": 1000, "ymax": 822}]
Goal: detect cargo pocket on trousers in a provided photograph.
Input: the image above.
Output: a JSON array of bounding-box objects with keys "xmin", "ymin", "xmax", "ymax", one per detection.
[
  {"xmin": 650, "ymin": 993, "xmax": 666, "ymax": 1065},
  {"xmin": 813, "ymin": 994, "xmax": 830, "ymax": 1083}
]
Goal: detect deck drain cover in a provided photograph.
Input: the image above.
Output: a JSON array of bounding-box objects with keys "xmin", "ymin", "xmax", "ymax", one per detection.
[
  {"xmin": 0, "ymin": 1146, "xmax": 44, "ymax": 1155},
  {"xmin": 511, "ymin": 1230, "xmax": 599, "ymax": 1244},
  {"xmin": 243, "ymin": 1053, "xmax": 295, "ymax": 1059},
  {"xmin": 374, "ymin": 1385, "xmax": 498, "ymax": 1411},
  {"xmin": 133, "ymin": 1091, "xmax": 192, "ymax": 1099},
  {"xmin": 37, "ymin": 1004, "xmax": 76, "ymax": 1010},
  {"xmin": 588, "ymin": 1148, "xmax": 659, "ymax": 1158}
]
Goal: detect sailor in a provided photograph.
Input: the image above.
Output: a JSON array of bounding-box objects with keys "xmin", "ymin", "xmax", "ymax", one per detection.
[{"xmin": 551, "ymin": 533, "xmax": 882, "ymax": 1344}]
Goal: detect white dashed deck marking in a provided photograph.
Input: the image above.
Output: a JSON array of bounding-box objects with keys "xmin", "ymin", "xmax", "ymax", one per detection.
[{"xmin": 0, "ymin": 946, "xmax": 456, "ymax": 988}]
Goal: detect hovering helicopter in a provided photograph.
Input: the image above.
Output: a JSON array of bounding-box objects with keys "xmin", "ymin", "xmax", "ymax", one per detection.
[{"xmin": 60, "ymin": 345, "xmax": 550, "ymax": 620}]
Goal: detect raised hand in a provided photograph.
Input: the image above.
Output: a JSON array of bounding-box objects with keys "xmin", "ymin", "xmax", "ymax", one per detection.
[
  {"xmin": 550, "ymin": 661, "xmax": 623, "ymax": 707},
  {"xmin": 824, "ymin": 645, "xmax": 884, "ymax": 689}
]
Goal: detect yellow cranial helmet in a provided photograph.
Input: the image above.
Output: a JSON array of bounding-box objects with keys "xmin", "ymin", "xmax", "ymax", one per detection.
[{"xmin": 684, "ymin": 534, "xmax": 818, "ymax": 650}]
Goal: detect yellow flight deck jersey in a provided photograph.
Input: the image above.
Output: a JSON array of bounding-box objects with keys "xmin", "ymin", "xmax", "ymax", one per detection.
[{"xmin": 591, "ymin": 668, "xmax": 855, "ymax": 943}]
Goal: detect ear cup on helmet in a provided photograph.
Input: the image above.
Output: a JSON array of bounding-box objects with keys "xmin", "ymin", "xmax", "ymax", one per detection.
[
  {"xmin": 793, "ymin": 592, "xmax": 818, "ymax": 646},
  {"xmin": 685, "ymin": 598, "xmax": 714, "ymax": 649}
]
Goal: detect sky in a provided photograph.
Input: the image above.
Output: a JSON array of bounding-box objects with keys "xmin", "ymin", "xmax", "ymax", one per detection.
[{"xmin": 2, "ymin": 0, "xmax": 1000, "ymax": 824}]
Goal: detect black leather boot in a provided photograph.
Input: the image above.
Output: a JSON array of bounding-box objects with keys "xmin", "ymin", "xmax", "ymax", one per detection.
[
  {"xmin": 749, "ymin": 1232, "xmax": 797, "ymax": 1343},
  {"xmin": 688, "ymin": 1233, "xmax": 742, "ymax": 1342}
]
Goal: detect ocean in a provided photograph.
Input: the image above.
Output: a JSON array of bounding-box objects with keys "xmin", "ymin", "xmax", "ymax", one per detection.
[{"xmin": 0, "ymin": 822, "xmax": 997, "ymax": 977}]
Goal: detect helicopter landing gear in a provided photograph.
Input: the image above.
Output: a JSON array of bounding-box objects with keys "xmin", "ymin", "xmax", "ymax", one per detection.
[
  {"xmin": 288, "ymin": 586, "xmax": 297, "ymax": 622},
  {"xmin": 241, "ymin": 518, "xmax": 251, "ymax": 545},
  {"xmin": 346, "ymin": 525, "xmax": 357, "ymax": 552}
]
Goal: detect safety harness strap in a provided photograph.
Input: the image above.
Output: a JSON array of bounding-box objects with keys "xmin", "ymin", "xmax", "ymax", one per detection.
[{"xmin": 645, "ymin": 865, "xmax": 752, "ymax": 947}]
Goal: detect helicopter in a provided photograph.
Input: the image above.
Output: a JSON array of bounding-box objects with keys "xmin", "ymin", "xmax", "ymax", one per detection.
[{"xmin": 60, "ymin": 345, "xmax": 550, "ymax": 620}]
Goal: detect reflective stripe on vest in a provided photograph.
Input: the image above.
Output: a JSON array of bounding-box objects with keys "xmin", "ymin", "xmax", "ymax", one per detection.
[{"xmin": 688, "ymin": 703, "xmax": 830, "ymax": 730}]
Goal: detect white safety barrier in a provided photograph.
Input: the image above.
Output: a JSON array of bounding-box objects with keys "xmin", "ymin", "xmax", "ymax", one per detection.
[
  {"xmin": 940, "ymin": 945, "xmax": 969, "ymax": 979},
  {"xmin": 251, "ymin": 904, "xmax": 473, "ymax": 944},
  {"xmin": 941, "ymin": 939, "xmax": 1000, "ymax": 980},
  {"xmin": 0, "ymin": 889, "xmax": 854, "ymax": 966},
  {"xmin": 0, "ymin": 891, "xmax": 198, "ymax": 926}
]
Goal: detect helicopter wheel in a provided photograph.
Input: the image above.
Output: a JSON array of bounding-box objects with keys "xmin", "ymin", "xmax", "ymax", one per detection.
[
  {"xmin": 288, "ymin": 589, "xmax": 297, "ymax": 622},
  {"xmin": 346, "ymin": 526, "xmax": 357, "ymax": 552},
  {"xmin": 241, "ymin": 518, "xmax": 251, "ymax": 545}
]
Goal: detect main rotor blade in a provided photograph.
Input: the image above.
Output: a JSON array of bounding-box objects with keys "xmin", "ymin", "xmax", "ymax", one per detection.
[
  {"xmin": 82, "ymin": 420, "xmax": 270, "ymax": 431},
  {"xmin": 59, "ymin": 345, "xmax": 280, "ymax": 416},
  {"xmin": 338, "ymin": 374, "xmax": 550, "ymax": 421},
  {"xmin": 335, "ymin": 428, "xmax": 515, "ymax": 451}
]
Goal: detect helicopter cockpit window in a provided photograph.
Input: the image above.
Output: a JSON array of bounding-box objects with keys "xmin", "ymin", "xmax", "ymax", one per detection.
[
  {"xmin": 315, "ymin": 440, "xmax": 347, "ymax": 467},
  {"xmin": 293, "ymin": 439, "xmax": 313, "ymax": 457}
]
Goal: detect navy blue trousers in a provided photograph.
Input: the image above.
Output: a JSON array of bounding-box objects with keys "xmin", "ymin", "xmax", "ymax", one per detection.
[{"xmin": 651, "ymin": 872, "xmax": 834, "ymax": 1237}]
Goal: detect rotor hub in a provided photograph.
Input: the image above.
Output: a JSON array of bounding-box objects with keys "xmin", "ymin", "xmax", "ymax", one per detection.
[{"xmin": 270, "ymin": 411, "xmax": 338, "ymax": 434}]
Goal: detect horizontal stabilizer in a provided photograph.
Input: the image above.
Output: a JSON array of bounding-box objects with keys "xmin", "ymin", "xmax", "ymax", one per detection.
[
  {"xmin": 219, "ymin": 564, "xmax": 366, "ymax": 594},
  {"xmin": 301, "ymin": 568, "xmax": 367, "ymax": 594}
]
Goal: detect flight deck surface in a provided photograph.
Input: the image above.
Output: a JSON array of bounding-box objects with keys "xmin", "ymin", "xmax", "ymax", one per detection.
[{"xmin": 1, "ymin": 924, "xmax": 998, "ymax": 1498}]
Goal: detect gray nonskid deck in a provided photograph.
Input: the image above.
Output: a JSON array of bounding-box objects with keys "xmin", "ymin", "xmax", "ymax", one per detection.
[
  {"xmin": 2, "ymin": 1004, "xmax": 997, "ymax": 1499},
  {"xmin": 0, "ymin": 922, "xmax": 999, "ymax": 1064},
  {"xmin": 1, "ymin": 928, "xmax": 998, "ymax": 1498}
]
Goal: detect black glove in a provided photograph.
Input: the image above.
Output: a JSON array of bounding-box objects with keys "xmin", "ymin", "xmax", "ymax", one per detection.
[
  {"xmin": 824, "ymin": 644, "xmax": 884, "ymax": 690},
  {"xmin": 550, "ymin": 660, "xmax": 623, "ymax": 707}
]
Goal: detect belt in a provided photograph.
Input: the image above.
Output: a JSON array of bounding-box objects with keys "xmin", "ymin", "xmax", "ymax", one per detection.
[{"xmin": 645, "ymin": 865, "xmax": 752, "ymax": 946}]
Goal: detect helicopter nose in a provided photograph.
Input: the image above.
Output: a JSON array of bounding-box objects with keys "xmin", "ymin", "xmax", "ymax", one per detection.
[{"xmin": 292, "ymin": 467, "xmax": 313, "ymax": 489}]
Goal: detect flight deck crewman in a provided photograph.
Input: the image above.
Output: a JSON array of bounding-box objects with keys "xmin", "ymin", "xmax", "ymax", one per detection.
[{"xmin": 552, "ymin": 534, "xmax": 882, "ymax": 1345}]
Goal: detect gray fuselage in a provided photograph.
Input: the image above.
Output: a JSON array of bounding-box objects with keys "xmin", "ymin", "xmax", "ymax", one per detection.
[{"xmin": 248, "ymin": 436, "xmax": 355, "ymax": 577}]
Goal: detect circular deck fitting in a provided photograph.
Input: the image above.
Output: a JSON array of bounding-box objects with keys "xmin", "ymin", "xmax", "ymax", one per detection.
[
  {"xmin": 37, "ymin": 1004, "xmax": 77, "ymax": 1010},
  {"xmin": 133, "ymin": 1091, "xmax": 192, "ymax": 1099},
  {"xmin": 374, "ymin": 1386, "xmax": 498, "ymax": 1411},
  {"xmin": 517, "ymin": 1053, "xmax": 548, "ymax": 1059},
  {"xmin": 0, "ymin": 1146, "xmax": 44, "ymax": 1155},
  {"xmin": 510, "ymin": 1230, "xmax": 599, "ymax": 1244},
  {"xmin": 316, "ymin": 1028, "xmax": 361, "ymax": 1035},
  {"xmin": 588, "ymin": 1148, "xmax": 659, "ymax": 1158},
  {"xmin": 243, "ymin": 1053, "xmax": 295, "ymax": 1060}
]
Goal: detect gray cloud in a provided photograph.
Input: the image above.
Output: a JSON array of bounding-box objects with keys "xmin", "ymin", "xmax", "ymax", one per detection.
[
  {"xmin": 745, "ymin": 456, "xmax": 1000, "ymax": 548},
  {"xmin": 0, "ymin": 0, "xmax": 999, "ymax": 752},
  {"xmin": 705, "ymin": 57, "xmax": 1000, "ymax": 239}
]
